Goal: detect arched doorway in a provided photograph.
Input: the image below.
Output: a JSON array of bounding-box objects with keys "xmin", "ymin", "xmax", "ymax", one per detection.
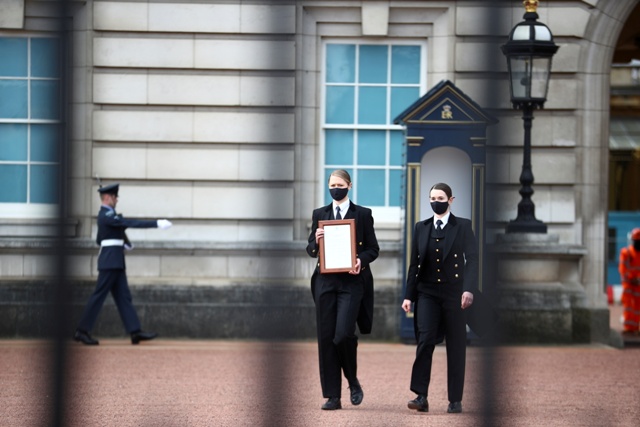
[
  {"xmin": 607, "ymin": 2, "xmax": 640, "ymax": 297},
  {"xmin": 420, "ymin": 146, "xmax": 472, "ymax": 220}
]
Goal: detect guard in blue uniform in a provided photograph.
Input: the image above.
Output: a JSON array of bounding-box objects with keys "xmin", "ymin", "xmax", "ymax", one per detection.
[{"xmin": 74, "ymin": 183, "xmax": 173, "ymax": 345}]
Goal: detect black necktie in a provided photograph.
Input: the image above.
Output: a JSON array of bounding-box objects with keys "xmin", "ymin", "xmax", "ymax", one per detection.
[
  {"xmin": 436, "ymin": 219, "xmax": 443, "ymax": 231},
  {"xmin": 335, "ymin": 206, "xmax": 342, "ymax": 220}
]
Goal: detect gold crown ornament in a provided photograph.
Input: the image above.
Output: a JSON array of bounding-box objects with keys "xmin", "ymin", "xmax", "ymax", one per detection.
[{"xmin": 523, "ymin": 0, "xmax": 539, "ymax": 13}]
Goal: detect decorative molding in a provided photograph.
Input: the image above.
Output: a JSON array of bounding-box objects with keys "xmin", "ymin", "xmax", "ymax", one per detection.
[
  {"xmin": 0, "ymin": 0, "xmax": 24, "ymax": 29},
  {"xmin": 362, "ymin": 2, "xmax": 389, "ymax": 36}
]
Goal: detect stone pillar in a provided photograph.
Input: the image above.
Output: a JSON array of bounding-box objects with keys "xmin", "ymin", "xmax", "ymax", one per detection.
[{"xmin": 490, "ymin": 233, "xmax": 610, "ymax": 344}]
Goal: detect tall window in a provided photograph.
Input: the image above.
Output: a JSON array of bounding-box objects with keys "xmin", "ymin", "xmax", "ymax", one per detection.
[
  {"xmin": 323, "ymin": 42, "xmax": 424, "ymax": 220},
  {"xmin": 0, "ymin": 36, "xmax": 61, "ymax": 211}
]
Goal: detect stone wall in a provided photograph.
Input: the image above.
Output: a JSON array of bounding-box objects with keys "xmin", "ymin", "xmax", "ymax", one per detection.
[
  {"xmin": 0, "ymin": 280, "xmax": 403, "ymax": 341},
  {"xmin": 0, "ymin": 237, "xmax": 404, "ymax": 339}
]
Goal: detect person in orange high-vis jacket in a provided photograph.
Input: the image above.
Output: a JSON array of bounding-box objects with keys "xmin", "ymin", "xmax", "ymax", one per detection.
[{"xmin": 619, "ymin": 228, "xmax": 640, "ymax": 334}]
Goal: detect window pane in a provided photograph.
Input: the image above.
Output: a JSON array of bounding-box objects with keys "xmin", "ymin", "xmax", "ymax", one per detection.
[
  {"xmin": 31, "ymin": 164, "xmax": 59, "ymax": 204},
  {"xmin": 358, "ymin": 130, "xmax": 385, "ymax": 165},
  {"xmin": 391, "ymin": 45, "xmax": 420, "ymax": 84},
  {"xmin": 359, "ymin": 45, "xmax": 387, "ymax": 84},
  {"xmin": 0, "ymin": 124, "xmax": 28, "ymax": 161},
  {"xmin": 31, "ymin": 124, "xmax": 59, "ymax": 162},
  {"xmin": 326, "ymin": 44, "xmax": 355, "ymax": 83},
  {"xmin": 0, "ymin": 165, "xmax": 27, "ymax": 202},
  {"xmin": 0, "ymin": 38, "xmax": 28, "ymax": 77},
  {"xmin": 389, "ymin": 169, "xmax": 403, "ymax": 207},
  {"xmin": 0, "ymin": 80, "xmax": 28, "ymax": 118},
  {"xmin": 358, "ymin": 86, "xmax": 386, "ymax": 124},
  {"xmin": 326, "ymin": 129, "xmax": 354, "ymax": 165},
  {"xmin": 326, "ymin": 86, "xmax": 354, "ymax": 124},
  {"xmin": 324, "ymin": 167, "xmax": 353, "ymax": 205},
  {"xmin": 357, "ymin": 169, "xmax": 385, "ymax": 206},
  {"xmin": 391, "ymin": 87, "xmax": 419, "ymax": 121},
  {"xmin": 31, "ymin": 80, "xmax": 60, "ymax": 120},
  {"xmin": 389, "ymin": 131, "xmax": 404, "ymax": 166},
  {"xmin": 32, "ymin": 38, "xmax": 60, "ymax": 78}
]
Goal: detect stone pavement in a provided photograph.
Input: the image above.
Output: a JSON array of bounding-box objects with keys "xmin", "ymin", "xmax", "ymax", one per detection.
[{"xmin": 1, "ymin": 335, "xmax": 640, "ymax": 427}]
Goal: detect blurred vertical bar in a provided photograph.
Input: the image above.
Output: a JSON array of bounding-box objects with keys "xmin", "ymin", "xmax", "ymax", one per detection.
[
  {"xmin": 255, "ymin": 1, "xmax": 296, "ymax": 425},
  {"xmin": 49, "ymin": 0, "xmax": 72, "ymax": 425},
  {"xmin": 478, "ymin": 1, "xmax": 509, "ymax": 426}
]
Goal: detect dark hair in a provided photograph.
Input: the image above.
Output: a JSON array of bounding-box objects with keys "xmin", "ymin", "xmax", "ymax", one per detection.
[
  {"xmin": 328, "ymin": 169, "xmax": 352, "ymax": 185},
  {"xmin": 430, "ymin": 182, "xmax": 452, "ymax": 199}
]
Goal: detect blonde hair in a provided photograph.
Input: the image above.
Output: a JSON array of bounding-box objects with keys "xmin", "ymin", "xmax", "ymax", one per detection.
[{"xmin": 328, "ymin": 169, "xmax": 352, "ymax": 185}]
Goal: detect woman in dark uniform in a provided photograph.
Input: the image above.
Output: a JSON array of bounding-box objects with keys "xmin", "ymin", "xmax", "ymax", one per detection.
[
  {"xmin": 306, "ymin": 169, "xmax": 379, "ymax": 410},
  {"xmin": 401, "ymin": 182, "xmax": 478, "ymax": 414}
]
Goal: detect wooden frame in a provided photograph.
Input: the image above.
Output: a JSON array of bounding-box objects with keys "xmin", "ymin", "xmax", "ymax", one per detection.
[{"xmin": 318, "ymin": 219, "xmax": 357, "ymax": 273}]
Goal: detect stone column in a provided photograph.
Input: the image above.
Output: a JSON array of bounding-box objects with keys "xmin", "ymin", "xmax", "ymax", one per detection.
[{"xmin": 490, "ymin": 233, "xmax": 610, "ymax": 344}]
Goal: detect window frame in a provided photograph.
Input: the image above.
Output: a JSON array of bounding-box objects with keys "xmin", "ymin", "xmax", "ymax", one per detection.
[
  {"xmin": 319, "ymin": 39, "xmax": 428, "ymax": 223},
  {"xmin": 0, "ymin": 34, "xmax": 62, "ymax": 217}
]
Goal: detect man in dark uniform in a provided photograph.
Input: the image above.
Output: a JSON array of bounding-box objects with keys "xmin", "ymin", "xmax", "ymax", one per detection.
[{"xmin": 74, "ymin": 183, "xmax": 172, "ymax": 345}]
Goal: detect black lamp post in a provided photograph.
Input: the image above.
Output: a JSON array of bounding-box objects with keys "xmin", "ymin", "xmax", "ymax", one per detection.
[{"xmin": 501, "ymin": 0, "xmax": 558, "ymax": 233}]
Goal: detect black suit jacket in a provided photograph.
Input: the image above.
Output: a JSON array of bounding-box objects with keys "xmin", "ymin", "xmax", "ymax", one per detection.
[
  {"xmin": 404, "ymin": 214, "xmax": 479, "ymax": 302},
  {"xmin": 404, "ymin": 214, "xmax": 489, "ymax": 341},
  {"xmin": 306, "ymin": 202, "xmax": 380, "ymax": 334}
]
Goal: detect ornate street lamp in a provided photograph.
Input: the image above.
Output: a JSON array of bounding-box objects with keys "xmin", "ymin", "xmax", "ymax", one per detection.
[{"xmin": 501, "ymin": 0, "xmax": 559, "ymax": 233}]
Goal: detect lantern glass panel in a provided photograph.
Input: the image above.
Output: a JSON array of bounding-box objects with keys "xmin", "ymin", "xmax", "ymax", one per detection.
[
  {"xmin": 509, "ymin": 55, "xmax": 530, "ymax": 100},
  {"xmin": 530, "ymin": 56, "xmax": 551, "ymax": 99},
  {"xmin": 508, "ymin": 55, "xmax": 552, "ymax": 102}
]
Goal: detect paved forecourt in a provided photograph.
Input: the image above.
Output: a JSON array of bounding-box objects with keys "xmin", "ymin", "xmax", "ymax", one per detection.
[{"xmin": 2, "ymin": 338, "xmax": 640, "ymax": 426}]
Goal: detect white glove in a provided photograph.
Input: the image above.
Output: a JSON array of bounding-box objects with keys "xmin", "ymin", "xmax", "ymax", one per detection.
[
  {"xmin": 157, "ymin": 219, "xmax": 172, "ymax": 229},
  {"xmin": 124, "ymin": 243, "xmax": 134, "ymax": 251}
]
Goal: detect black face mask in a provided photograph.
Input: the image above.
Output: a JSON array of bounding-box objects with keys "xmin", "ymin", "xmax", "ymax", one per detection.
[
  {"xmin": 430, "ymin": 200, "xmax": 449, "ymax": 215},
  {"xmin": 330, "ymin": 187, "xmax": 349, "ymax": 201},
  {"xmin": 634, "ymin": 240, "xmax": 640, "ymax": 251}
]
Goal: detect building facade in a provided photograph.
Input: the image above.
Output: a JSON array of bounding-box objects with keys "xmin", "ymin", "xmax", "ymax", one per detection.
[{"xmin": 0, "ymin": 0, "xmax": 636, "ymax": 342}]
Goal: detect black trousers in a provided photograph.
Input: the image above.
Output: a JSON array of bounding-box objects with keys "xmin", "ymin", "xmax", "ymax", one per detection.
[
  {"xmin": 314, "ymin": 273, "xmax": 364, "ymax": 398},
  {"xmin": 410, "ymin": 282, "xmax": 466, "ymax": 403},
  {"xmin": 77, "ymin": 269, "xmax": 141, "ymax": 334}
]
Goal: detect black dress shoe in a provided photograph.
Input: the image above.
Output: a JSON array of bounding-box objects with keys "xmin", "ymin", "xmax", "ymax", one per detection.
[
  {"xmin": 447, "ymin": 401, "xmax": 462, "ymax": 413},
  {"xmin": 349, "ymin": 379, "xmax": 363, "ymax": 405},
  {"xmin": 74, "ymin": 330, "xmax": 99, "ymax": 345},
  {"xmin": 131, "ymin": 330, "xmax": 158, "ymax": 344},
  {"xmin": 407, "ymin": 394, "xmax": 428, "ymax": 412},
  {"xmin": 321, "ymin": 397, "xmax": 342, "ymax": 410}
]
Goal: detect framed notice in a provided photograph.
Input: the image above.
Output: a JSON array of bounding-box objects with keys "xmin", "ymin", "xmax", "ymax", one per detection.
[{"xmin": 318, "ymin": 219, "xmax": 356, "ymax": 274}]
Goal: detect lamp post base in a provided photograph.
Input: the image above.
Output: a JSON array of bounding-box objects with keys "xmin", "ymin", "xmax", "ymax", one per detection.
[{"xmin": 505, "ymin": 219, "xmax": 547, "ymax": 234}]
